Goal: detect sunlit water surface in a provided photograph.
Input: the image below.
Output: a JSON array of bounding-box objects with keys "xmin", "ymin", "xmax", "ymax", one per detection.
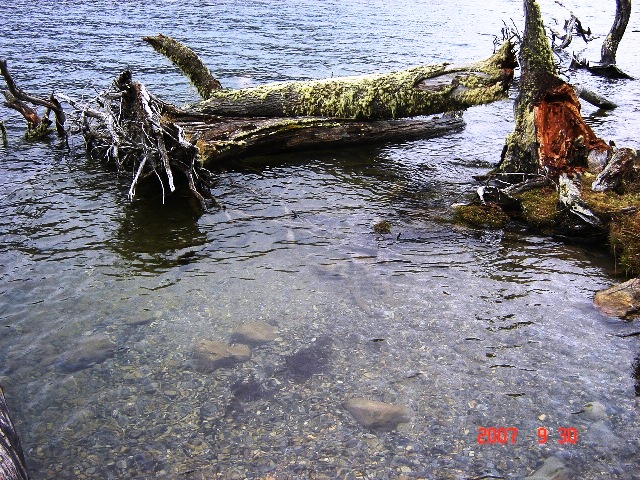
[{"xmin": 1, "ymin": 1, "xmax": 639, "ymax": 479}]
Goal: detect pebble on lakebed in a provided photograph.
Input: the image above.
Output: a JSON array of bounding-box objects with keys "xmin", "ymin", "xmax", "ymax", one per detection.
[
  {"xmin": 343, "ymin": 397, "xmax": 411, "ymax": 431},
  {"xmin": 194, "ymin": 339, "xmax": 251, "ymax": 372},
  {"xmin": 525, "ymin": 456, "xmax": 571, "ymax": 480},
  {"xmin": 56, "ymin": 334, "xmax": 117, "ymax": 373},
  {"xmin": 230, "ymin": 321, "xmax": 277, "ymax": 345}
]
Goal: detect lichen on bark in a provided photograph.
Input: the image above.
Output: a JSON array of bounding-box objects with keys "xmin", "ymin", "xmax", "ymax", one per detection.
[{"xmin": 195, "ymin": 42, "xmax": 516, "ymax": 120}]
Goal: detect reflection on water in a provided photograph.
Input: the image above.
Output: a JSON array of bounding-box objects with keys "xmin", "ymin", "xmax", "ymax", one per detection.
[
  {"xmin": 1, "ymin": 0, "xmax": 640, "ymax": 479},
  {"xmin": 113, "ymin": 194, "xmax": 208, "ymax": 273}
]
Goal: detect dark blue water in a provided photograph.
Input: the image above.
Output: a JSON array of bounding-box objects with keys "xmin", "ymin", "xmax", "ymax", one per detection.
[{"xmin": 1, "ymin": 1, "xmax": 639, "ymax": 478}]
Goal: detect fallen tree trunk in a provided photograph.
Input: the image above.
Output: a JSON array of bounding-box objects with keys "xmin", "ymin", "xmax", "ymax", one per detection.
[
  {"xmin": 172, "ymin": 114, "xmax": 465, "ymax": 164},
  {"xmin": 0, "ymin": 386, "xmax": 30, "ymax": 480},
  {"xmin": 72, "ymin": 36, "xmax": 516, "ymax": 208},
  {"xmin": 3, "ymin": 35, "xmax": 516, "ymax": 209},
  {"xmin": 188, "ymin": 42, "xmax": 516, "ymax": 120}
]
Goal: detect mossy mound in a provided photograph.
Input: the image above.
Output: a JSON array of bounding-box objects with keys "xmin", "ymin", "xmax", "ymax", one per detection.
[
  {"xmin": 513, "ymin": 187, "xmax": 560, "ymax": 230},
  {"xmin": 453, "ymin": 204, "xmax": 510, "ymax": 229},
  {"xmin": 609, "ymin": 213, "xmax": 640, "ymax": 275},
  {"xmin": 579, "ymin": 175, "xmax": 640, "ymax": 275},
  {"xmin": 454, "ymin": 179, "xmax": 640, "ymax": 276},
  {"xmin": 373, "ymin": 220, "xmax": 392, "ymax": 234}
]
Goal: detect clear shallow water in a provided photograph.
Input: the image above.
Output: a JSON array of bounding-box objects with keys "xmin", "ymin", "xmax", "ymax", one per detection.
[{"xmin": 1, "ymin": 1, "xmax": 639, "ymax": 479}]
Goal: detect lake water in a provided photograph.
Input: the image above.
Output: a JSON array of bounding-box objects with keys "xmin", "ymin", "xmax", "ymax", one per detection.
[{"xmin": 1, "ymin": 1, "xmax": 639, "ymax": 479}]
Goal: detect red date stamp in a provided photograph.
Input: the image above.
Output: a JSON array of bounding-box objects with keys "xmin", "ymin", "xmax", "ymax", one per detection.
[{"xmin": 477, "ymin": 427, "xmax": 578, "ymax": 445}]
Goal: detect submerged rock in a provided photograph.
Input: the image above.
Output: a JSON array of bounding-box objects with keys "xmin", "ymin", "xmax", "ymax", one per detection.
[
  {"xmin": 194, "ymin": 340, "xmax": 250, "ymax": 372},
  {"xmin": 594, "ymin": 277, "xmax": 640, "ymax": 318},
  {"xmin": 56, "ymin": 334, "xmax": 117, "ymax": 373},
  {"xmin": 230, "ymin": 321, "xmax": 277, "ymax": 346},
  {"xmin": 343, "ymin": 398, "xmax": 411, "ymax": 431},
  {"xmin": 581, "ymin": 401, "xmax": 608, "ymax": 421},
  {"xmin": 283, "ymin": 336, "xmax": 332, "ymax": 382},
  {"xmin": 525, "ymin": 456, "xmax": 571, "ymax": 480}
]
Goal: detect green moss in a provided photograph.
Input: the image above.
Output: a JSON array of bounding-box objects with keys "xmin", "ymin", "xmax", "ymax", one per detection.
[
  {"xmin": 580, "ymin": 173, "xmax": 640, "ymax": 219},
  {"xmin": 522, "ymin": 0, "xmax": 557, "ymax": 76},
  {"xmin": 609, "ymin": 213, "xmax": 640, "ymax": 275},
  {"xmin": 577, "ymin": 175, "xmax": 640, "ymax": 274},
  {"xmin": 200, "ymin": 43, "xmax": 513, "ymax": 120},
  {"xmin": 24, "ymin": 122, "xmax": 52, "ymax": 141},
  {"xmin": 514, "ymin": 187, "xmax": 560, "ymax": 228},
  {"xmin": 453, "ymin": 204, "xmax": 510, "ymax": 229}
]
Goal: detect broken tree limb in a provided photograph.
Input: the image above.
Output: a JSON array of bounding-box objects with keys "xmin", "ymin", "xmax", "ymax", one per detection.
[
  {"xmin": 558, "ymin": 173, "xmax": 603, "ymax": 227},
  {"xmin": 0, "ymin": 386, "xmax": 30, "ymax": 480},
  {"xmin": 143, "ymin": 34, "xmax": 222, "ymax": 99},
  {"xmin": 188, "ymin": 41, "xmax": 517, "ymax": 120},
  {"xmin": 572, "ymin": 83, "xmax": 618, "ymax": 110}
]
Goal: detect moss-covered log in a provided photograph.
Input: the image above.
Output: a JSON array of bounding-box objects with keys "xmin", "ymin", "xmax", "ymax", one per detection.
[
  {"xmin": 189, "ymin": 42, "xmax": 516, "ymax": 120},
  {"xmin": 143, "ymin": 34, "xmax": 222, "ymax": 99},
  {"xmin": 498, "ymin": 0, "xmax": 610, "ymax": 175}
]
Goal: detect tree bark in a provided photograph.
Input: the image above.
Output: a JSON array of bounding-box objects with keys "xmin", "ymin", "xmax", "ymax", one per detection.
[
  {"xmin": 498, "ymin": 0, "xmax": 610, "ymax": 175},
  {"xmin": 172, "ymin": 114, "xmax": 465, "ymax": 165},
  {"xmin": 0, "ymin": 386, "xmax": 30, "ymax": 480},
  {"xmin": 143, "ymin": 34, "xmax": 222, "ymax": 99}
]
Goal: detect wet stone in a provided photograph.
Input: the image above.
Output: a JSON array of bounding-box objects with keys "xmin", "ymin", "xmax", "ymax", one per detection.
[
  {"xmin": 230, "ymin": 321, "xmax": 277, "ymax": 346},
  {"xmin": 194, "ymin": 340, "xmax": 250, "ymax": 372},
  {"xmin": 525, "ymin": 456, "xmax": 571, "ymax": 480},
  {"xmin": 593, "ymin": 277, "xmax": 640, "ymax": 318},
  {"xmin": 56, "ymin": 334, "xmax": 117, "ymax": 373},
  {"xmin": 343, "ymin": 398, "xmax": 411, "ymax": 431}
]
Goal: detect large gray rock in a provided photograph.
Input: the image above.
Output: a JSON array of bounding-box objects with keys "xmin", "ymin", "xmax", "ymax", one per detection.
[
  {"xmin": 230, "ymin": 321, "xmax": 277, "ymax": 346},
  {"xmin": 56, "ymin": 334, "xmax": 117, "ymax": 373},
  {"xmin": 343, "ymin": 398, "xmax": 411, "ymax": 431},
  {"xmin": 194, "ymin": 340, "xmax": 250, "ymax": 372},
  {"xmin": 594, "ymin": 277, "xmax": 640, "ymax": 318}
]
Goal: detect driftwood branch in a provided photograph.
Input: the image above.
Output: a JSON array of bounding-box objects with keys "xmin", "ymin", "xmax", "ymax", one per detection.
[
  {"xmin": 174, "ymin": 114, "xmax": 466, "ymax": 166},
  {"xmin": 551, "ymin": 14, "xmax": 593, "ymax": 51},
  {"xmin": 572, "ymin": 83, "xmax": 617, "ymax": 110},
  {"xmin": 0, "ymin": 386, "xmax": 30, "ymax": 480},
  {"xmin": 0, "ymin": 59, "xmax": 66, "ymax": 137},
  {"xmin": 601, "ymin": 0, "xmax": 631, "ymax": 66}
]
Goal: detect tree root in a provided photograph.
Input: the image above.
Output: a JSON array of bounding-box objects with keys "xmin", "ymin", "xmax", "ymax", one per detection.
[{"xmin": 80, "ymin": 70, "xmax": 216, "ymax": 210}]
